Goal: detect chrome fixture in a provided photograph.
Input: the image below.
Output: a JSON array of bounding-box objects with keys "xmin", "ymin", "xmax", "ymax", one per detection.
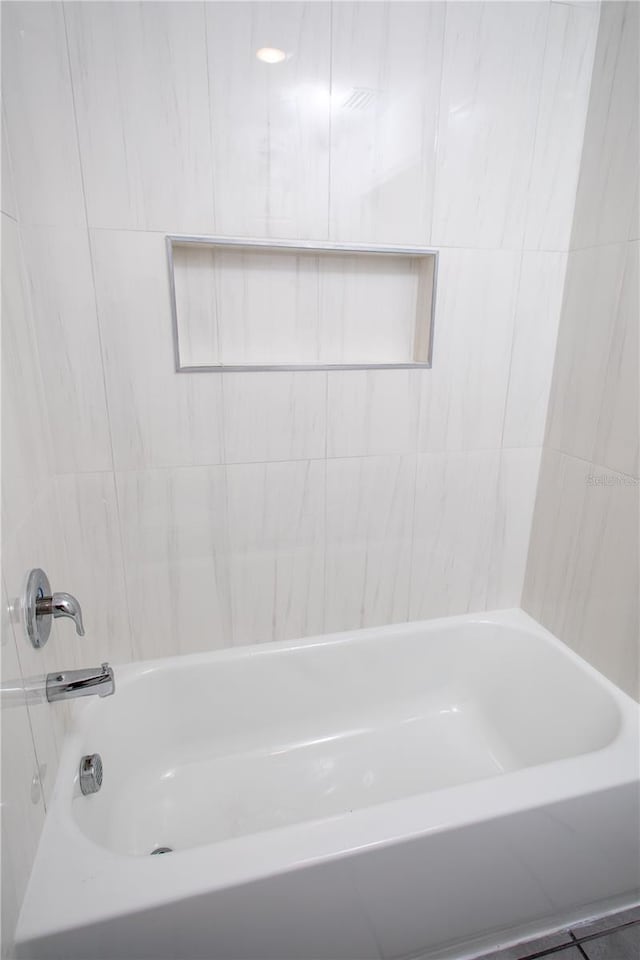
[
  {"xmin": 25, "ymin": 568, "xmax": 85, "ymax": 649},
  {"xmin": 46, "ymin": 663, "xmax": 115, "ymax": 703},
  {"xmin": 79, "ymin": 754, "xmax": 103, "ymax": 796}
]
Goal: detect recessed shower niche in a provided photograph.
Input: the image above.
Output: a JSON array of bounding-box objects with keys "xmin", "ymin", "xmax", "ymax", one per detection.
[{"xmin": 167, "ymin": 236, "xmax": 437, "ymax": 371}]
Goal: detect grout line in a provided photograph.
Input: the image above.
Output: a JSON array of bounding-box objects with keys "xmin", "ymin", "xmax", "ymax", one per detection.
[
  {"xmin": 202, "ymin": 0, "xmax": 217, "ymax": 231},
  {"xmin": 428, "ymin": 1, "xmax": 447, "ymax": 247},
  {"xmin": 571, "ymin": 918, "xmax": 640, "ymax": 946},
  {"xmin": 516, "ymin": 940, "xmax": 580, "ymax": 960},
  {"xmin": 78, "ymin": 224, "xmax": 577, "ymax": 255},
  {"xmin": 544, "ymin": 445, "xmax": 640, "ymax": 483},
  {"xmin": 327, "ymin": 0, "xmax": 334, "ymax": 240},
  {"xmin": 486, "ymin": 916, "xmax": 640, "ymax": 960},
  {"xmin": 61, "ymin": 4, "xmax": 136, "ymax": 662},
  {"xmin": 54, "ymin": 445, "xmax": 546, "ymax": 480}
]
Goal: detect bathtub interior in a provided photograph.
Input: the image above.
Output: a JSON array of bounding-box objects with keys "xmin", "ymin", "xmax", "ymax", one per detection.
[{"xmin": 71, "ymin": 618, "xmax": 622, "ymax": 857}]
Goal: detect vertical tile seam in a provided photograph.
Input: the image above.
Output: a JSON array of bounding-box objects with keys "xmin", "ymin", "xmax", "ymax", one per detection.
[
  {"xmin": 61, "ymin": 2, "xmax": 135, "ymax": 662},
  {"xmin": 495, "ymin": 0, "xmax": 554, "ymax": 605},
  {"xmin": 2, "ymin": 572, "xmax": 52, "ymax": 817},
  {"xmin": 202, "ymin": 0, "xmax": 218, "ymax": 231},
  {"xmin": 427, "ymin": 0, "xmax": 447, "ymax": 249},
  {"xmin": 327, "ymin": 0, "xmax": 334, "ymax": 240}
]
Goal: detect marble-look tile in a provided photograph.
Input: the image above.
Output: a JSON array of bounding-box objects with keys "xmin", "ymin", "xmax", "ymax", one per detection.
[
  {"xmin": 172, "ymin": 244, "xmax": 219, "ymax": 368},
  {"xmin": 630, "ymin": 174, "xmax": 639, "ymax": 242},
  {"xmin": 418, "ymin": 249, "xmax": 521, "ymax": 452},
  {"xmin": 524, "ymin": 0, "xmax": 599, "ymax": 250},
  {"xmin": 3, "ymin": 481, "xmax": 70, "ymax": 804},
  {"xmin": 318, "ymin": 254, "xmax": 420, "ymax": 364},
  {"xmin": 593, "ymin": 242, "xmax": 639, "ymax": 478},
  {"xmin": 571, "ymin": 2, "xmax": 639, "ymax": 248},
  {"xmin": 562, "ymin": 461, "xmax": 639, "ymax": 700},
  {"xmin": 1, "ymin": 214, "xmax": 51, "ymax": 543},
  {"xmin": 206, "ymin": 1, "xmax": 331, "ymax": 239},
  {"xmin": 213, "ymin": 248, "xmax": 321, "ymax": 366},
  {"xmin": 409, "ymin": 450, "xmax": 501, "ymax": 621},
  {"xmin": 55, "ymin": 473, "xmax": 133, "ymax": 665},
  {"xmin": 327, "ymin": 370, "xmax": 421, "ymax": 458},
  {"xmin": 523, "ymin": 448, "xmax": 589, "ymax": 637},
  {"xmin": 223, "ymin": 372, "xmax": 326, "ymax": 464},
  {"xmin": 1, "ymin": 581, "xmax": 46, "ymax": 960},
  {"xmin": 523, "ymin": 450, "xmax": 639, "ymax": 700},
  {"xmin": 1, "ymin": 1, "xmax": 85, "ymax": 226},
  {"xmin": 64, "ymin": 0, "xmax": 214, "ymax": 232},
  {"xmin": 546, "ymin": 243, "xmax": 627, "ymax": 464},
  {"xmin": 90, "ymin": 230, "xmax": 224, "ymax": 470},
  {"xmin": 20, "ymin": 226, "xmax": 112, "ymax": 473},
  {"xmin": 431, "ymin": 1, "xmax": 548, "ymax": 248},
  {"xmin": 329, "ymin": 1, "xmax": 444, "ymax": 244},
  {"xmin": 325, "ymin": 455, "xmax": 415, "ymax": 632},
  {"xmin": 226, "ymin": 460, "xmax": 325, "ymax": 645},
  {"xmin": 1, "ymin": 109, "xmax": 17, "ymax": 220},
  {"xmin": 503, "ymin": 252, "xmax": 566, "ymax": 448},
  {"xmin": 116, "ymin": 467, "xmax": 231, "ymax": 661},
  {"xmin": 487, "ymin": 448, "xmax": 542, "ymax": 610},
  {"xmin": 581, "ymin": 925, "xmax": 640, "ymax": 960}
]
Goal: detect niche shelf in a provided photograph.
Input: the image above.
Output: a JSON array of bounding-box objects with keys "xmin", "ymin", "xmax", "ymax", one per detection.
[{"xmin": 166, "ymin": 235, "xmax": 437, "ymax": 372}]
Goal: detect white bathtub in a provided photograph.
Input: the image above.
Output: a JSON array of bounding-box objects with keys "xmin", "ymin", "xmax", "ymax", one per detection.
[{"xmin": 16, "ymin": 609, "xmax": 640, "ymax": 960}]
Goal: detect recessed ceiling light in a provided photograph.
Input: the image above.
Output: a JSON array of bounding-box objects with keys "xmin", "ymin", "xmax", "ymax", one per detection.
[{"xmin": 256, "ymin": 47, "xmax": 286, "ymax": 64}]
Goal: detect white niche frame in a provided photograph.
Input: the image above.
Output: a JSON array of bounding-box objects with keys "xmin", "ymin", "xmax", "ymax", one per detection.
[{"xmin": 166, "ymin": 234, "xmax": 438, "ymax": 372}]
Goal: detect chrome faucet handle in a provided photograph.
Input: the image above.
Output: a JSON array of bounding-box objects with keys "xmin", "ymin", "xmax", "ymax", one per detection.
[
  {"xmin": 37, "ymin": 592, "xmax": 85, "ymax": 637},
  {"xmin": 24, "ymin": 569, "xmax": 85, "ymax": 649}
]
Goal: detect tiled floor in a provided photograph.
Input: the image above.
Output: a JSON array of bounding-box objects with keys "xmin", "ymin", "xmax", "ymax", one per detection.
[{"xmin": 476, "ymin": 906, "xmax": 640, "ymax": 960}]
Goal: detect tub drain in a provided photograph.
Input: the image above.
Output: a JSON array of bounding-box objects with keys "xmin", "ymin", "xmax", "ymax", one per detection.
[{"xmin": 150, "ymin": 846, "xmax": 173, "ymax": 855}]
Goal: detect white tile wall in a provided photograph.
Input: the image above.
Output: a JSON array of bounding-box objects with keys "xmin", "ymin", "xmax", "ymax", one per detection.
[
  {"xmin": 227, "ymin": 460, "xmax": 324, "ymax": 644},
  {"xmin": 571, "ymin": 1, "xmax": 639, "ymax": 248},
  {"xmin": 487, "ymin": 447, "xmax": 542, "ymax": 609},
  {"xmin": 2, "ymin": 1, "xmax": 85, "ymax": 227},
  {"xmin": 524, "ymin": 450, "xmax": 639, "ymax": 699},
  {"xmin": 546, "ymin": 242, "xmax": 627, "ymax": 463},
  {"xmin": 90, "ymin": 230, "xmax": 224, "ymax": 470},
  {"xmin": 3, "ymin": 481, "xmax": 68, "ymax": 807},
  {"xmin": 409, "ymin": 450, "xmax": 501, "ymax": 620},
  {"xmin": 20, "ymin": 226, "xmax": 112, "ymax": 473},
  {"xmin": 54, "ymin": 473, "xmax": 133, "ymax": 664},
  {"xmin": 325, "ymin": 455, "xmax": 415, "ymax": 632},
  {"xmin": 1, "ymin": 110, "xmax": 17, "ymax": 220},
  {"xmin": 226, "ymin": 459, "xmax": 325, "ymax": 645},
  {"xmin": 503, "ymin": 251, "xmax": 567, "ymax": 448},
  {"xmin": 593, "ymin": 241, "xmax": 639, "ymax": 479},
  {"xmin": 1, "ymin": 582, "xmax": 46, "ymax": 960},
  {"xmin": 329, "ymin": 1, "xmax": 444, "ymax": 244},
  {"xmin": 524, "ymin": 2, "xmax": 639, "ymax": 702},
  {"xmin": 64, "ymin": 0, "xmax": 215, "ymax": 233},
  {"xmin": 523, "ymin": 0, "xmax": 599, "ymax": 251},
  {"xmin": 431, "ymin": 1, "xmax": 548, "ymax": 249},
  {"xmin": 327, "ymin": 370, "xmax": 420, "ymax": 459},
  {"xmin": 223, "ymin": 372, "xmax": 327, "ymax": 464},
  {"xmin": 116, "ymin": 466, "xmax": 231, "ymax": 660},
  {"xmin": 418, "ymin": 249, "xmax": 521, "ymax": 452},
  {"xmin": 206, "ymin": 1, "xmax": 331, "ymax": 239},
  {"xmin": 1, "ymin": 215, "xmax": 51, "ymax": 541}
]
